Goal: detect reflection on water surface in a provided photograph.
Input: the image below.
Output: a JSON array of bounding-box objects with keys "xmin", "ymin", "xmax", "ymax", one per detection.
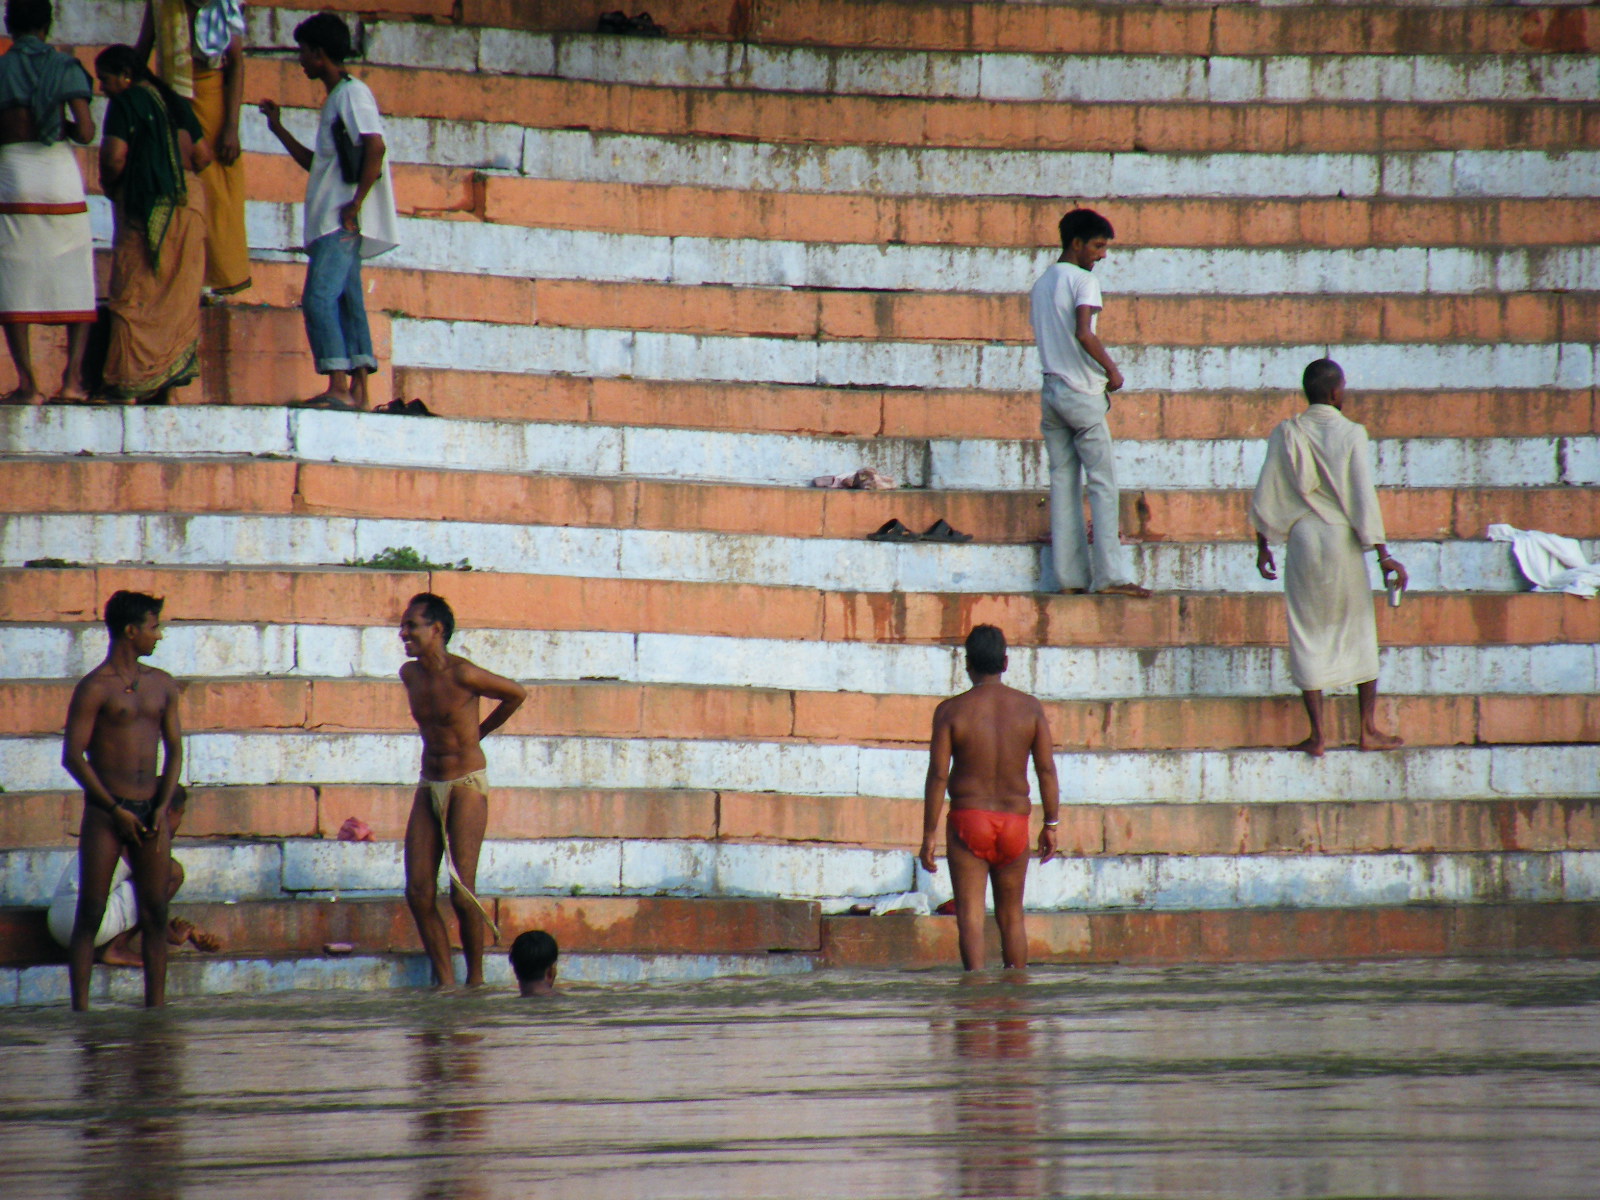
[{"xmin": 3, "ymin": 959, "xmax": 1599, "ymax": 1199}]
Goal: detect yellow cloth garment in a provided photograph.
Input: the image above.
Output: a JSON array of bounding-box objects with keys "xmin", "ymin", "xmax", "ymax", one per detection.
[
  {"xmin": 149, "ymin": 0, "xmax": 193, "ymax": 99},
  {"xmin": 190, "ymin": 65, "xmax": 250, "ymax": 292}
]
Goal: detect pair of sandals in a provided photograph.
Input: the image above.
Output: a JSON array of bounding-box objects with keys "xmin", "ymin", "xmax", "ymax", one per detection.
[
  {"xmin": 868, "ymin": 518, "xmax": 973, "ymax": 543},
  {"xmin": 375, "ymin": 398, "xmax": 435, "ymax": 416},
  {"xmin": 597, "ymin": 10, "xmax": 666, "ymax": 34}
]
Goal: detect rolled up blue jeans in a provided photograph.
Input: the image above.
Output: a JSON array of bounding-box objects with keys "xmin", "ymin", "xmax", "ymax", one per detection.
[{"xmin": 302, "ymin": 229, "xmax": 376, "ymax": 375}]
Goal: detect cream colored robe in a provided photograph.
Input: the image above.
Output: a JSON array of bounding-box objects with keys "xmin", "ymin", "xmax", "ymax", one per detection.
[{"xmin": 1250, "ymin": 404, "xmax": 1387, "ymax": 691}]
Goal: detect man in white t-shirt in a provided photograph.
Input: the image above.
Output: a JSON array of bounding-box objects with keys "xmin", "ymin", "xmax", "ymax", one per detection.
[
  {"xmin": 258, "ymin": 11, "xmax": 397, "ymax": 410},
  {"xmin": 1027, "ymin": 209, "xmax": 1149, "ymax": 597}
]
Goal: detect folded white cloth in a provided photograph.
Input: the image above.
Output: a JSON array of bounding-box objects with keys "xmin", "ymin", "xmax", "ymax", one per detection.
[
  {"xmin": 1487, "ymin": 523, "xmax": 1600, "ymax": 597},
  {"xmin": 811, "ymin": 467, "xmax": 897, "ymax": 490}
]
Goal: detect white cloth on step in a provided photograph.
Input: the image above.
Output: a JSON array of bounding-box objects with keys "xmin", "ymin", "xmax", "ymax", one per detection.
[{"xmin": 1487, "ymin": 524, "xmax": 1600, "ymax": 597}]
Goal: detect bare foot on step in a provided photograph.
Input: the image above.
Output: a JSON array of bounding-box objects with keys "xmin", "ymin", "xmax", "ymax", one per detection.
[{"xmin": 1289, "ymin": 736, "xmax": 1326, "ymax": 758}]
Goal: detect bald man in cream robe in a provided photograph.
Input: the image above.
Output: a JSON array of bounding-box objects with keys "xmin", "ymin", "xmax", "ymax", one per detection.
[{"xmin": 1250, "ymin": 358, "xmax": 1408, "ymax": 757}]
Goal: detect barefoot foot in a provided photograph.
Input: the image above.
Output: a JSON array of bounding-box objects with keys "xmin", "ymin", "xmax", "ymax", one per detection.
[
  {"xmin": 1359, "ymin": 729, "xmax": 1404, "ymax": 751},
  {"xmin": 1, "ymin": 386, "xmax": 43, "ymax": 405},
  {"xmin": 1289, "ymin": 736, "xmax": 1326, "ymax": 758},
  {"xmin": 97, "ymin": 941, "xmax": 144, "ymax": 968}
]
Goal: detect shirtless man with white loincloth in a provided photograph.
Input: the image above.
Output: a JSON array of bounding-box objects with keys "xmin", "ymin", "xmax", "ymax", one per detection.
[{"xmin": 399, "ymin": 593, "xmax": 526, "ymax": 987}]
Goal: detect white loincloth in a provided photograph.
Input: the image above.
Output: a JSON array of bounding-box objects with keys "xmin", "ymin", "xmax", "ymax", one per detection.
[{"xmin": 0, "ymin": 141, "xmax": 95, "ymax": 322}]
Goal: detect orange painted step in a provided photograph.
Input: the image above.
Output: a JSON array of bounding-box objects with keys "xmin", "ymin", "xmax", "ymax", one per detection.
[
  {"xmin": 0, "ymin": 305, "xmax": 393, "ymax": 409},
  {"xmin": 8, "ymin": 786, "xmax": 1596, "ymax": 857},
  {"xmin": 0, "ymin": 894, "xmax": 820, "ymax": 966},
  {"xmin": 14, "ymin": 459, "xmax": 1598, "ymax": 545},
  {"xmin": 228, "ymin": 57, "xmax": 1596, "ymax": 155},
  {"xmin": 8, "ymin": 567, "xmax": 1598, "ymax": 648},
  {"xmin": 820, "ymin": 902, "xmax": 1600, "ymax": 969},
  {"xmin": 459, "ymin": 0, "xmax": 1596, "ymax": 56},
  {"xmin": 8, "ymin": 677, "xmax": 1572, "ymax": 750},
  {"xmin": 387, "ymin": 370, "xmax": 1597, "ymax": 442},
  {"xmin": 195, "ymin": 257, "xmax": 1600, "ymax": 348},
  {"xmin": 483, "ymin": 177, "xmax": 1600, "ymax": 250},
  {"xmin": 69, "ymin": 149, "xmax": 1600, "ymax": 253}
]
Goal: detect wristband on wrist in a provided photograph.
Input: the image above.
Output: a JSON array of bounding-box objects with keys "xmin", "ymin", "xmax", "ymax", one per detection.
[{"xmin": 1043, "ymin": 819, "xmax": 1060, "ymax": 827}]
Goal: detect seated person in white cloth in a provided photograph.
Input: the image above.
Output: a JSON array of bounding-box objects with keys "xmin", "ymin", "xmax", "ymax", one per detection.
[
  {"xmin": 1250, "ymin": 358, "xmax": 1408, "ymax": 757},
  {"xmin": 398, "ymin": 592, "xmax": 525, "ymax": 989},
  {"xmin": 0, "ymin": 0, "xmax": 96, "ymax": 404},
  {"xmin": 47, "ymin": 786, "xmax": 220, "ymax": 966}
]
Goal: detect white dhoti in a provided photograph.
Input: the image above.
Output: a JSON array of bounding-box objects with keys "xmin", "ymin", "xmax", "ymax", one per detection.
[
  {"xmin": 0, "ymin": 141, "xmax": 95, "ymax": 323},
  {"xmin": 1252, "ymin": 403, "xmax": 1389, "ymax": 695},
  {"xmin": 46, "ymin": 859, "xmax": 138, "ymax": 948},
  {"xmin": 1285, "ymin": 514, "xmax": 1379, "ymax": 691}
]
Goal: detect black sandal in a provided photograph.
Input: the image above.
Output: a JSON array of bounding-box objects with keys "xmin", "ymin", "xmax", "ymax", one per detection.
[
  {"xmin": 867, "ymin": 518, "xmax": 919, "ymax": 542},
  {"xmin": 920, "ymin": 518, "xmax": 972, "ymax": 543}
]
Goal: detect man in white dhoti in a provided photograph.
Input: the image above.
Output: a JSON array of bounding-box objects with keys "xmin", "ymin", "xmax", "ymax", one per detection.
[
  {"xmin": 1250, "ymin": 359, "xmax": 1408, "ymax": 757},
  {"xmin": 0, "ymin": 0, "xmax": 97, "ymax": 404}
]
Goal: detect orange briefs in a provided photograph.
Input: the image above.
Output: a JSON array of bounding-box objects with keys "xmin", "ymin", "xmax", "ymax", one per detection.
[{"xmin": 949, "ymin": 809, "xmax": 1031, "ymax": 866}]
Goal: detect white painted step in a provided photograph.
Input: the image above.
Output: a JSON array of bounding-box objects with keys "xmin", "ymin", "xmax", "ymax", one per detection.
[
  {"xmin": 0, "ymin": 839, "xmax": 907, "ymax": 907},
  {"xmin": 1, "ymin": 839, "xmax": 1595, "ymax": 914},
  {"xmin": 0, "ymin": 512, "xmax": 1543, "ymax": 593},
  {"xmin": 224, "ymin": 201, "xmax": 1600, "ymax": 295},
  {"xmin": 3, "ymin": 733, "xmax": 1596, "ymax": 805},
  {"xmin": 394, "ymin": 320, "xmax": 1600, "ymax": 392},
  {"xmin": 6, "ymin": 625, "xmax": 1595, "ymax": 701},
  {"xmin": 9, "ymin": 407, "xmax": 1597, "ymax": 491}
]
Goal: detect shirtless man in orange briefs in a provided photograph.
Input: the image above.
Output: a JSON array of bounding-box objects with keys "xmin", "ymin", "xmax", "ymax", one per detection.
[
  {"xmin": 919, "ymin": 625, "xmax": 1060, "ymax": 971},
  {"xmin": 399, "ymin": 592, "xmax": 526, "ymax": 988}
]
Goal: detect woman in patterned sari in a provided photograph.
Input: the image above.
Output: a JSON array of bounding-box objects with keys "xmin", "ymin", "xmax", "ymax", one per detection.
[{"xmin": 94, "ymin": 43, "xmax": 207, "ymax": 403}]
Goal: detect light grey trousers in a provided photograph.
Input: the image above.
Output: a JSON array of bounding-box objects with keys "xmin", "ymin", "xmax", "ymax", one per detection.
[{"xmin": 1040, "ymin": 374, "xmax": 1132, "ymax": 592}]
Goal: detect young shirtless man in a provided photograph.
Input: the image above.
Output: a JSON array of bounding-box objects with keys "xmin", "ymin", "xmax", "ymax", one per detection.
[
  {"xmin": 920, "ymin": 625, "xmax": 1060, "ymax": 971},
  {"xmin": 61, "ymin": 590, "xmax": 183, "ymax": 1010},
  {"xmin": 399, "ymin": 593, "xmax": 526, "ymax": 988}
]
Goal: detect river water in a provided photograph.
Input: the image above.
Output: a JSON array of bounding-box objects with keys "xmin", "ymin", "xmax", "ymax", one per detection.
[{"xmin": 3, "ymin": 959, "xmax": 1599, "ymax": 1199}]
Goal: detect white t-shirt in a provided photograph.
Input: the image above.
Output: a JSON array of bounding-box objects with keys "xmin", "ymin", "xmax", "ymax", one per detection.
[
  {"xmin": 303, "ymin": 75, "xmax": 399, "ymax": 258},
  {"xmin": 1029, "ymin": 261, "xmax": 1108, "ymax": 395}
]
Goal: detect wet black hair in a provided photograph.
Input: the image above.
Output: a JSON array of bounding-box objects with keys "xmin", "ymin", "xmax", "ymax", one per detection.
[
  {"xmin": 5, "ymin": 0, "xmax": 51, "ymax": 37},
  {"xmin": 965, "ymin": 624, "xmax": 1007, "ymax": 676},
  {"xmin": 1303, "ymin": 357, "xmax": 1345, "ymax": 405},
  {"xmin": 510, "ymin": 930, "xmax": 559, "ymax": 981},
  {"xmin": 1059, "ymin": 208, "xmax": 1114, "ymax": 250},
  {"xmin": 294, "ymin": 11, "xmax": 354, "ymax": 63},
  {"xmin": 407, "ymin": 592, "xmax": 455, "ymax": 643},
  {"xmin": 104, "ymin": 590, "xmax": 163, "ymax": 638}
]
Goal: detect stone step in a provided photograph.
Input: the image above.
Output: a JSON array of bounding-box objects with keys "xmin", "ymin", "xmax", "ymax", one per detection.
[
  {"xmin": 8, "ymin": 631, "xmax": 1599, "ymax": 704},
  {"xmin": 6, "ymin": 675, "xmax": 1596, "ymax": 749},
  {"xmin": 0, "ymin": 511, "xmax": 1547, "ymax": 595},
  {"xmin": 820, "ymin": 903, "xmax": 1600, "ymax": 970},
  {"xmin": 223, "ymin": 223, "xmax": 1600, "ymax": 309},
  {"xmin": 396, "ymin": 316, "xmax": 1600, "ymax": 392},
  {"xmin": 0, "ymin": 511, "xmax": 1551, "ymax": 594},
  {"xmin": 11, "ymin": 407, "xmax": 1596, "ymax": 491},
  {"xmin": 63, "ymin": 3, "xmax": 1600, "ymax": 104},
  {"xmin": 3, "ymin": 948, "xmax": 815, "ymax": 1006},
  {"xmin": 67, "ymin": 147, "xmax": 1600, "ymax": 250},
  {"xmin": 2, "ymin": 837, "xmax": 1596, "ymax": 912},
  {"xmin": 744, "ymin": 3, "xmax": 1597, "ymax": 57},
  {"xmin": 9, "ymin": 567, "xmax": 1592, "ymax": 647},
  {"xmin": 7, "ymin": 787, "xmax": 1598, "ymax": 858},
  {"xmin": 0, "ymin": 893, "xmax": 819, "ymax": 965},
  {"xmin": 9, "ymin": 901, "xmax": 1596, "ymax": 1005},
  {"xmin": 7, "ymin": 458, "xmax": 1600, "ymax": 545},
  {"xmin": 5, "ymin": 731, "xmax": 1596, "ymax": 805}
]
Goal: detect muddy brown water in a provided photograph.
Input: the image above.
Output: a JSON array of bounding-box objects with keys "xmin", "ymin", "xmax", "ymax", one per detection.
[{"xmin": 3, "ymin": 959, "xmax": 1599, "ymax": 1199}]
